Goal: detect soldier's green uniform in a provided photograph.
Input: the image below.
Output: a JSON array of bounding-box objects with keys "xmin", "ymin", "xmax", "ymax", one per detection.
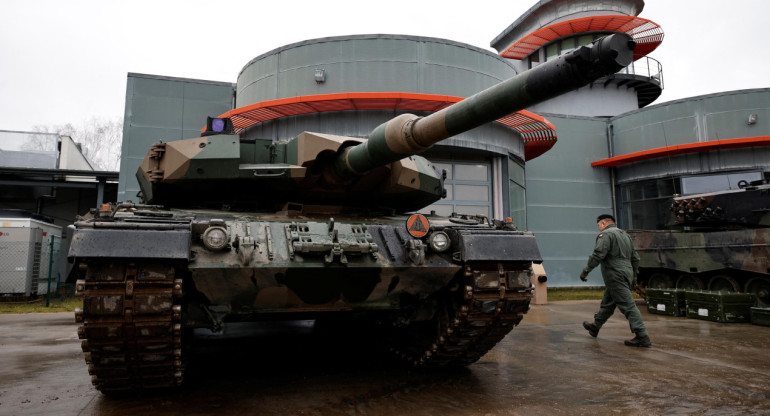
[{"xmin": 584, "ymin": 223, "xmax": 648, "ymax": 338}]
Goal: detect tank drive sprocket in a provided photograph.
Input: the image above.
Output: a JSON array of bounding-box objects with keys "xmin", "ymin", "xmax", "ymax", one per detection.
[{"xmin": 391, "ymin": 262, "xmax": 532, "ymax": 366}]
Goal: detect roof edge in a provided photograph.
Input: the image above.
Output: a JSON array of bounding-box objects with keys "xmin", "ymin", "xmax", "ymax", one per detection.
[
  {"xmin": 127, "ymin": 72, "xmax": 235, "ymax": 87},
  {"xmin": 610, "ymin": 88, "xmax": 770, "ymax": 121},
  {"xmin": 490, "ymin": 0, "xmax": 644, "ymax": 51},
  {"xmin": 237, "ymin": 34, "xmax": 515, "ymax": 79}
]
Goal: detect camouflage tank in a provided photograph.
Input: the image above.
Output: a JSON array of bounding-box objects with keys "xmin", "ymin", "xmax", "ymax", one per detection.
[
  {"xmin": 630, "ymin": 179, "xmax": 770, "ymax": 307},
  {"xmin": 68, "ymin": 33, "xmax": 636, "ymax": 392}
]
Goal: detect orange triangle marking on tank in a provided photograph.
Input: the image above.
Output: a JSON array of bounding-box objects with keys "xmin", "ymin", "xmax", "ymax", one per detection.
[
  {"xmin": 410, "ymin": 219, "xmax": 426, "ymax": 232},
  {"xmin": 406, "ymin": 214, "xmax": 429, "ymax": 238}
]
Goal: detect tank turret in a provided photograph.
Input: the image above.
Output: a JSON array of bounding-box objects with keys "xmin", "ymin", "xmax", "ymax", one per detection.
[
  {"xmin": 137, "ymin": 33, "xmax": 635, "ymax": 212},
  {"xmin": 670, "ymin": 180, "xmax": 770, "ymax": 228}
]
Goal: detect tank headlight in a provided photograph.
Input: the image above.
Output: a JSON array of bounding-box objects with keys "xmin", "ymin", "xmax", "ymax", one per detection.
[
  {"xmin": 428, "ymin": 231, "xmax": 450, "ymax": 252},
  {"xmin": 202, "ymin": 226, "xmax": 229, "ymax": 251}
]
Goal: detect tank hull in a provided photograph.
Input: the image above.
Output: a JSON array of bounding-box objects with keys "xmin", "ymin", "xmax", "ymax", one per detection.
[
  {"xmin": 70, "ymin": 208, "xmax": 539, "ymax": 391},
  {"xmin": 630, "ymin": 228, "xmax": 770, "ymax": 307}
]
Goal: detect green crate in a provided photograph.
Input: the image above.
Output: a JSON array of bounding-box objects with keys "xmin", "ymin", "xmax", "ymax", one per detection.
[
  {"xmin": 685, "ymin": 290, "xmax": 755, "ymax": 323},
  {"xmin": 646, "ymin": 288, "xmax": 686, "ymax": 317},
  {"xmin": 751, "ymin": 307, "xmax": 770, "ymax": 327}
]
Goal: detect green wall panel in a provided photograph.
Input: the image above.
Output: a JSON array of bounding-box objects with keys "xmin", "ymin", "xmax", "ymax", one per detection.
[
  {"xmin": 236, "ymin": 35, "xmax": 516, "ymax": 107},
  {"xmin": 119, "ymin": 74, "xmax": 234, "ymax": 201},
  {"xmin": 526, "ymin": 116, "xmax": 612, "ymax": 287}
]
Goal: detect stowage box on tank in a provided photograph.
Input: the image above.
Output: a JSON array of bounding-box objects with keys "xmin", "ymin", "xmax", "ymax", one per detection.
[{"xmin": 68, "ymin": 34, "xmax": 637, "ymax": 392}]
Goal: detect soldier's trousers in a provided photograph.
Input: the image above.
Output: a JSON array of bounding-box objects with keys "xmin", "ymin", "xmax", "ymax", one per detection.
[{"xmin": 593, "ymin": 275, "xmax": 648, "ymax": 337}]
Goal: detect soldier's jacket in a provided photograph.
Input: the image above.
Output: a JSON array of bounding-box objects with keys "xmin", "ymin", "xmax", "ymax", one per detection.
[{"xmin": 586, "ymin": 224, "xmax": 640, "ymax": 283}]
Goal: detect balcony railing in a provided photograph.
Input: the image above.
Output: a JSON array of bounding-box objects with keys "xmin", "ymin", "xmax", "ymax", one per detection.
[{"xmin": 617, "ymin": 56, "xmax": 663, "ymax": 89}]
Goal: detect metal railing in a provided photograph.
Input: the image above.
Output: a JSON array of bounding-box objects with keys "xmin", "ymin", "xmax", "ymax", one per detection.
[{"xmin": 617, "ymin": 56, "xmax": 664, "ymax": 89}]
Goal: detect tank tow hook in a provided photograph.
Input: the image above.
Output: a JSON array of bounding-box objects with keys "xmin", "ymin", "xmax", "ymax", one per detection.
[{"xmin": 405, "ymin": 239, "xmax": 426, "ymax": 265}]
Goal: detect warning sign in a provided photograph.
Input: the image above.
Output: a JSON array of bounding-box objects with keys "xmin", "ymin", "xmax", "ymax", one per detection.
[{"xmin": 406, "ymin": 214, "xmax": 430, "ymax": 238}]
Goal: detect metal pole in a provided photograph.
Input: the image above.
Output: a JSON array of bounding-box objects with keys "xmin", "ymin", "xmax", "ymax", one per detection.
[
  {"xmin": 45, "ymin": 235, "xmax": 55, "ymax": 307},
  {"xmin": 97, "ymin": 178, "xmax": 105, "ymax": 206}
]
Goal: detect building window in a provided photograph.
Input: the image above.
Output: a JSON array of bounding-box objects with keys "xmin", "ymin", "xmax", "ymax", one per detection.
[
  {"xmin": 681, "ymin": 172, "xmax": 762, "ymax": 194},
  {"xmin": 618, "ymin": 178, "xmax": 681, "ymax": 230},
  {"xmin": 528, "ymin": 50, "xmax": 541, "ymax": 69},
  {"xmin": 545, "ymin": 43, "xmax": 559, "ymax": 61},
  {"xmin": 619, "ymin": 171, "xmax": 763, "ymax": 230},
  {"xmin": 421, "ymin": 160, "xmax": 491, "ymax": 218},
  {"xmin": 577, "ymin": 34, "xmax": 594, "ymax": 47},
  {"xmin": 560, "ymin": 37, "xmax": 576, "ymax": 55},
  {"xmin": 541, "ymin": 32, "xmax": 613, "ymax": 62}
]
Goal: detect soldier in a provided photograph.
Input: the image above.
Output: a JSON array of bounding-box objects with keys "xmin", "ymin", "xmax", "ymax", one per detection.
[{"xmin": 580, "ymin": 214, "xmax": 651, "ymax": 347}]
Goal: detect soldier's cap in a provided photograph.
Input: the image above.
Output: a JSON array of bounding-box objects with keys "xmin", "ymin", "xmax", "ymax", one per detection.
[{"xmin": 597, "ymin": 214, "xmax": 615, "ymax": 223}]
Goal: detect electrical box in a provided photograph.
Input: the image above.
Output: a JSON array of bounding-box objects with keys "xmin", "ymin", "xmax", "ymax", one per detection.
[{"xmin": 0, "ymin": 213, "xmax": 62, "ymax": 298}]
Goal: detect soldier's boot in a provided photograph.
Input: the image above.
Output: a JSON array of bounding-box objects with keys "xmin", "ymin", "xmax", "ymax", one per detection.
[
  {"xmin": 582, "ymin": 321, "xmax": 599, "ymax": 338},
  {"xmin": 624, "ymin": 334, "xmax": 651, "ymax": 348}
]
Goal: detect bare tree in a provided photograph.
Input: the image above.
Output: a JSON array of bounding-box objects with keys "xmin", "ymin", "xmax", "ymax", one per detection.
[
  {"xmin": 31, "ymin": 117, "xmax": 123, "ymax": 171},
  {"xmin": 21, "ymin": 130, "xmax": 60, "ymax": 152}
]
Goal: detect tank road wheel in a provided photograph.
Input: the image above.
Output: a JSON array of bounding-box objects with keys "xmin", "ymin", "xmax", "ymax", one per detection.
[
  {"xmin": 707, "ymin": 274, "xmax": 741, "ymax": 292},
  {"xmin": 675, "ymin": 274, "xmax": 704, "ymax": 291},
  {"xmin": 647, "ymin": 272, "xmax": 675, "ymax": 289},
  {"xmin": 746, "ymin": 277, "xmax": 770, "ymax": 307},
  {"xmin": 75, "ymin": 260, "xmax": 184, "ymax": 393},
  {"xmin": 389, "ymin": 263, "xmax": 532, "ymax": 367}
]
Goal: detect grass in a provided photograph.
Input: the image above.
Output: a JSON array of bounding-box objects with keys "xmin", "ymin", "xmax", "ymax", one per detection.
[
  {"xmin": 0, "ymin": 297, "xmax": 81, "ymax": 314},
  {"xmin": 547, "ymin": 287, "xmax": 643, "ymax": 301},
  {"xmin": 547, "ymin": 288, "xmax": 605, "ymax": 301}
]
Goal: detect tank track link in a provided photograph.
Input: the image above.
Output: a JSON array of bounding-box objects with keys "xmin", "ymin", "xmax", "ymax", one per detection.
[
  {"xmin": 393, "ymin": 262, "xmax": 533, "ymax": 367},
  {"xmin": 75, "ymin": 260, "xmax": 184, "ymax": 392}
]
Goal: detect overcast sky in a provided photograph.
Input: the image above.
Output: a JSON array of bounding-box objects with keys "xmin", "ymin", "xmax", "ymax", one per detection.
[{"xmin": 1, "ymin": 0, "xmax": 768, "ymax": 132}]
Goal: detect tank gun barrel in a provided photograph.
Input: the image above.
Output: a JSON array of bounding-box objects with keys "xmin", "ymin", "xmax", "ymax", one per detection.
[{"xmin": 332, "ymin": 33, "xmax": 636, "ymax": 180}]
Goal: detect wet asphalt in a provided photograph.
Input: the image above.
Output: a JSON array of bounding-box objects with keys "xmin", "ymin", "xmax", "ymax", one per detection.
[{"xmin": 1, "ymin": 300, "xmax": 769, "ymax": 416}]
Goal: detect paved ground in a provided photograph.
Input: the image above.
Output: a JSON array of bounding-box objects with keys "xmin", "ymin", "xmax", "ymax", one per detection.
[{"xmin": 1, "ymin": 300, "xmax": 769, "ymax": 416}]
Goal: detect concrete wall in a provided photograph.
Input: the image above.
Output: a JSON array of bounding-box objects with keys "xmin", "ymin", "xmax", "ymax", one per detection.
[
  {"xmin": 59, "ymin": 136, "xmax": 94, "ymax": 170},
  {"xmin": 527, "ymin": 83, "xmax": 639, "ymax": 118}
]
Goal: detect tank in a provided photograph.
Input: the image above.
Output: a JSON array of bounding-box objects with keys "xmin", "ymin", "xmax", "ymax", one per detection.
[
  {"xmin": 68, "ymin": 33, "xmax": 636, "ymax": 392},
  {"xmin": 630, "ymin": 179, "xmax": 770, "ymax": 307}
]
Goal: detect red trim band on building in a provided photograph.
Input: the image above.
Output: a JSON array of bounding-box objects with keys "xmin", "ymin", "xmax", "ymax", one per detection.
[
  {"xmin": 591, "ymin": 136, "xmax": 770, "ymax": 167},
  {"xmin": 500, "ymin": 15, "xmax": 663, "ymax": 60},
  {"xmin": 211, "ymin": 92, "xmax": 558, "ymax": 161}
]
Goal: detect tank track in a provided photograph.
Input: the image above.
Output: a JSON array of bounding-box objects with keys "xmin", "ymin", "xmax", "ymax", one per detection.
[
  {"xmin": 393, "ymin": 262, "xmax": 533, "ymax": 367},
  {"xmin": 75, "ymin": 260, "xmax": 184, "ymax": 392}
]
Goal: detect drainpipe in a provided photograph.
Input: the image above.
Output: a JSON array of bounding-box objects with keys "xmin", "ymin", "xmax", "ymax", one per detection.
[{"xmin": 607, "ymin": 123, "xmax": 618, "ymax": 221}]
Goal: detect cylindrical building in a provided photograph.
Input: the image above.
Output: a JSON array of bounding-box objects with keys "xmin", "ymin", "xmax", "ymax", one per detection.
[{"xmin": 230, "ymin": 35, "xmax": 546, "ymax": 222}]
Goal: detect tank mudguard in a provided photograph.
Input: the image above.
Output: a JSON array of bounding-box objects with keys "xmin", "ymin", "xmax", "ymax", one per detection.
[
  {"xmin": 457, "ymin": 230, "xmax": 542, "ymax": 263},
  {"xmin": 68, "ymin": 228, "xmax": 191, "ymax": 260}
]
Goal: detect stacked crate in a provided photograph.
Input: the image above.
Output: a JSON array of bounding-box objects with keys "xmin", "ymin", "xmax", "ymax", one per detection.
[
  {"xmin": 751, "ymin": 307, "xmax": 770, "ymax": 327},
  {"xmin": 646, "ymin": 289, "xmax": 758, "ymax": 323},
  {"xmin": 684, "ymin": 291, "xmax": 754, "ymax": 323},
  {"xmin": 646, "ymin": 288, "xmax": 686, "ymax": 317}
]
